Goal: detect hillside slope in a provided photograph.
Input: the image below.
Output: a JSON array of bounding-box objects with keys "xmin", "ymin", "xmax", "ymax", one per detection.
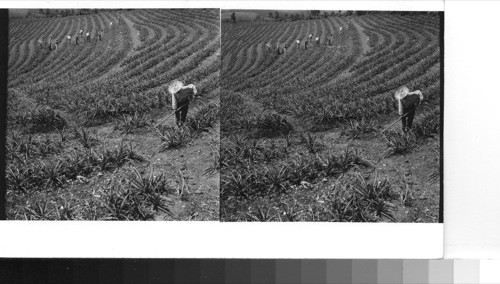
[
  {"xmin": 221, "ymin": 13, "xmax": 442, "ymax": 222},
  {"xmin": 6, "ymin": 9, "xmax": 220, "ymax": 221}
]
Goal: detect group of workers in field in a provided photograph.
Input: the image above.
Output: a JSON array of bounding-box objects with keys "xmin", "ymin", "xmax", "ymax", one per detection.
[
  {"xmin": 38, "ymin": 21, "xmax": 117, "ymax": 51},
  {"xmin": 266, "ymin": 26, "xmax": 346, "ymax": 55},
  {"xmin": 260, "ymin": 26, "xmax": 425, "ymax": 132}
]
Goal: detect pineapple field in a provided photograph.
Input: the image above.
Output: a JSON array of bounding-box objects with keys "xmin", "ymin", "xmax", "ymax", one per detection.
[
  {"xmin": 221, "ymin": 11, "xmax": 442, "ymax": 222},
  {"xmin": 6, "ymin": 9, "xmax": 220, "ymax": 220}
]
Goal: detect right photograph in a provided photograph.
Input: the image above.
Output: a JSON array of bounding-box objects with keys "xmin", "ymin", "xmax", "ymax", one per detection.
[{"xmin": 220, "ymin": 10, "xmax": 443, "ymax": 222}]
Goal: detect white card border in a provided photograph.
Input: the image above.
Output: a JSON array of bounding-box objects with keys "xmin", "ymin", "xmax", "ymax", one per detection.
[{"xmin": 1, "ymin": 0, "xmax": 444, "ymax": 259}]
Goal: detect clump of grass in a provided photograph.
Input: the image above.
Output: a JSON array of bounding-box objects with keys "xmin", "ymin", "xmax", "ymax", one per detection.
[
  {"xmin": 261, "ymin": 165, "xmax": 290, "ymax": 195},
  {"xmin": 255, "ymin": 112, "xmax": 293, "ymax": 137},
  {"xmin": 54, "ymin": 198, "xmax": 78, "ymax": 220},
  {"xmin": 128, "ymin": 168, "xmax": 174, "ymax": 195},
  {"xmin": 412, "ymin": 110, "xmax": 440, "ymax": 140},
  {"xmin": 104, "ymin": 182, "xmax": 154, "ymax": 221},
  {"xmin": 116, "ymin": 112, "xmax": 151, "ymax": 134},
  {"xmin": 24, "ymin": 200, "xmax": 54, "ymax": 220},
  {"xmin": 186, "ymin": 103, "xmax": 219, "ymax": 133},
  {"xmin": 383, "ymin": 131, "xmax": 417, "ymax": 156},
  {"xmin": 277, "ymin": 201, "xmax": 305, "ymax": 222},
  {"xmin": 245, "ymin": 203, "xmax": 276, "ymax": 222},
  {"xmin": 341, "ymin": 118, "xmax": 379, "ymax": 138},
  {"xmin": 300, "ymin": 132, "xmax": 324, "ymax": 154},
  {"xmin": 156, "ymin": 125, "xmax": 192, "ymax": 150},
  {"xmin": 353, "ymin": 173, "xmax": 397, "ymax": 221},
  {"xmin": 73, "ymin": 127, "xmax": 99, "ymax": 149},
  {"xmin": 5, "ymin": 167, "xmax": 31, "ymax": 193}
]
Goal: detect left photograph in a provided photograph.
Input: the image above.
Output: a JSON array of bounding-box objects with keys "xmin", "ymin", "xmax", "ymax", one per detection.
[{"xmin": 6, "ymin": 9, "xmax": 221, "ymax": 220}]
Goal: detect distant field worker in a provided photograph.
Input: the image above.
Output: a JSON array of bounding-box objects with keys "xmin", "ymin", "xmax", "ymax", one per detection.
[
  {"xmin": 86, "ymin": 31, "xmax": 91, "ymax": 42},
  {"xmin": 296, "ymin": 39, "xmax": 300, "ymax": 48},
  {"xmin": 37, "ymin": 38, "xmax": 42, "ymax": 48},
  {"xmin": 80, "ymin": 29, "xmax": 83, "ymax": 36},
  {"xmin": 276, "ymin": 42, "xmax": 281, "ymax": 54},
  {"xmin": 67, "ymin": 35, "xmax": 71, "ymax": 43},
  {"xmin": 327, "ymin": 35, "xmax": 332, "ymax": 46},
  {"xmin": 48, "ymin": 38, "xmax": 52, "ymax": 50},
  {"xmin": 98, "ymin": 29, "xmax": 103, "ymax": 41},
  {"xmin": 315, "ymin": 36, "xmax": 320, "ymax": 46},
  {"xmin": 75, "ymin": 34, "xmax": 80, "ymax": 45},
  {"xmin": 266, "ymin": 43, "xmax": 271, "ymax": 53},
  {"xmin": 305, "ymin": 40, "xmax": 309, "ymax": 50},
  {"xmin": 394, "ymin": 86, "xmax": 424, "ymax": 132},
  {"xmin": 110, "ymin": 21, "xmax": 113, "ymax": 28},
  {"xmin": 282, "ymin": 43, "xmax": 287, "ymax": 54},
  {"xmin": 54, "ymin": 40, "xmax": 58, "ymax": 50},
  {"xmin": 169, "ymin": 80, "xmax": 198, "ymax": 127},
  {"xmin": 308, "ymin": 33, "xmax": 313, "ymax": 42}
]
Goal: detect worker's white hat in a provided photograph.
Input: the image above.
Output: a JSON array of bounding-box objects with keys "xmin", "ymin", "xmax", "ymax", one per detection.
[
  {"xmin": 168, "ymin": 80, "xmax": 184, "ymax": 95},
  {"xmin": 394, "ymin": 86, "xmax": 410, "ymax": 100}
]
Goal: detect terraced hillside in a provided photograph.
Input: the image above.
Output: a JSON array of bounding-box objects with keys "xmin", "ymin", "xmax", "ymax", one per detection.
[
  {"xmin": 221, "ymin": 12, "xmax": 442, "ymax": 222},
  {"xmin": 6, "ymin": 9, "xmax": 220, "ymax": 220}
]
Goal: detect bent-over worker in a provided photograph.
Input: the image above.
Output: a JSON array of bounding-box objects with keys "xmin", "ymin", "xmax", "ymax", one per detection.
[
  {"xmin": 169, "ymin": 80, "xmax": 199, "ymax": 127},
  {"xmin": 394, "ymin": 86, "xmax": 424, "ymax": 132}
]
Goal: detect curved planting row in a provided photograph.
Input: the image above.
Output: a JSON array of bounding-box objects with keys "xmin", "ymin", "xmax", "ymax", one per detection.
[
  {"xmin": 223, "ymin": 16, "xmax": 363, "ymax": 95},
  {"xmin": 9, "ymin": 9, "xmax": 220, "ymax": 123},
  {"xmin": 222, "ymin": 13, "xmax": 441, "ymax": 128}
]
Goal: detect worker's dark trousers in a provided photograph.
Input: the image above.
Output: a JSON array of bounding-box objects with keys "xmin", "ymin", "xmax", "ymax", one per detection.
[
  {"xmin": 402, "ymin": 108, "xmax": 416, "ymax": 132},
  {"xmin": 175, "ymin": 103, "xmax": 189, "ymax": 126}
]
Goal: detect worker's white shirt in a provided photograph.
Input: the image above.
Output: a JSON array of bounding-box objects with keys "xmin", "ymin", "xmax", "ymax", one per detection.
[
  {"xmin": 316, "ymin": 37, "xmax": 319, "ymax": 41},
  {"xmin": 67, "ymin": 36, "xmax": 71, "ymax": 40},
  {"xmin": 86, "ymin": 33, "xmax": 90, "ymax": 36},
  {"xmin": 296, "ymin": 40, "xmax": 300, "ymax": 44}
]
